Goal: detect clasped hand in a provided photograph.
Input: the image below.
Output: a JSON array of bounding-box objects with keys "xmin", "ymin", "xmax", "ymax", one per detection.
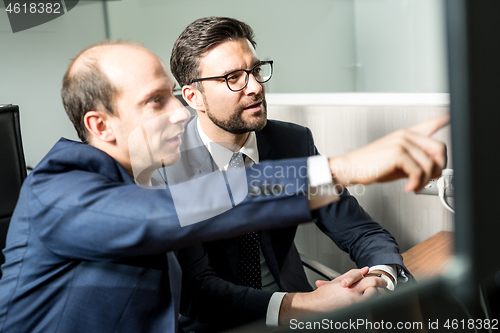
[
  {"xmin": 312, "ymin": 267, "xmax": 387, "ymax": 311},
  {"xmin": 279, "ymin": 267, "xmax": 387, "ymax": 324}
]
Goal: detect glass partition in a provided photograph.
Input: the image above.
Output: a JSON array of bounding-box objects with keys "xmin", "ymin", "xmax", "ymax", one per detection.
[{"xmin": 106, "ymin": 0, "xmax": 448, "ymax": 93}]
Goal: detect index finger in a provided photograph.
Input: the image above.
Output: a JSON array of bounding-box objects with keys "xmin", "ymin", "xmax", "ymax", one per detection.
[
  {"xmin": 339, "ymin": 267, "xmax": 370, "ymax": 288},
  {"xmin": 408, "ymin": 113, "xmax": 450, "ymax": 137}
]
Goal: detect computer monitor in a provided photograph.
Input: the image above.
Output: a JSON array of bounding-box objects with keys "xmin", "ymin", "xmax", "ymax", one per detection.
[{"xmin": 446, "ymin": 0, "xmax": 500, "ymax": 291}]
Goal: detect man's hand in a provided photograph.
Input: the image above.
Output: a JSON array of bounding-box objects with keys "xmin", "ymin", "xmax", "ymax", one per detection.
[
  {"xmin": 328, "ymin": 114, "xmax": 449, "ymax": 192},
  {"xmin": 278, "ymin": 267, "xmax": 386, "ymax": 325}
]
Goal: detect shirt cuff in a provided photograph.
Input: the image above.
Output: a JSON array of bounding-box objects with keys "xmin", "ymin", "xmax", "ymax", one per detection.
[
  {"xmin": 307, "ymin": 155, "xmax": 332, "ymax": 187},
  {"xmin": 266, "ymin": 292, "xmax": 287, "ymax": 327},
  {"xmin": 307, "ymin": 156, "xmax": 339, "ymax": 209},
  {"xmin": 369, "ymin": 265, "xmax": 398, "ymax": 291}
]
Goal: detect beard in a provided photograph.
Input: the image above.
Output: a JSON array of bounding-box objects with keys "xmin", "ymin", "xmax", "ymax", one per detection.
[{"xmin": 204, "ymin": 94, "xmax": 268, "ymax": 134}]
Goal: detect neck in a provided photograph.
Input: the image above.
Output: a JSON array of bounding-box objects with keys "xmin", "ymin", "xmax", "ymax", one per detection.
[
  {"xmin": 90, "ymin": 140, "xmax": 153, "ymax": 185},
  {"xmin": 134, "ymin": 168, "xmax": 155, "ymax": 185},
  {"xmin": 198, "ymin": 114, "xmax": 249, "ymax": 151}
]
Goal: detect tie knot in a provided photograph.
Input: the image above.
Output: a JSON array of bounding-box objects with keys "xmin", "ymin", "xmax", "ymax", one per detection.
[{"xmin": 229, "ymin": 152, "xmax": 245, "ymax": 169}]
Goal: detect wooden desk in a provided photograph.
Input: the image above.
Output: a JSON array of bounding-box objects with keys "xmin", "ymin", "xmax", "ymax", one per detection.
[{"xmin": 401, "ymin": 231, "xmax": 454, "ymax": 281}]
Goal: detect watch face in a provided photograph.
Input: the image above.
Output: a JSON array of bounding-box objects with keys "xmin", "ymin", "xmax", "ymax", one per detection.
[
  {"xmin": 366, "ymin": 273, "xmax": 382, "ymax": 278},
  {"xmin": 380, "ymin": 274, "xmax": 395, "ymax": 291},
  {"xmin": 366, "ymin": 272, "xmax": 395, "ymax": 291}
]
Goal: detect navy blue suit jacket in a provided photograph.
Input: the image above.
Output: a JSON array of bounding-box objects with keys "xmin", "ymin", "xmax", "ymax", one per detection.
[
  {"xmin": 0, "ymin": 138, "xmax": 315, "ymax": 333},
  {"xmin": 169, "ymin": 118, "xmax": 410, "ymax": 331}
]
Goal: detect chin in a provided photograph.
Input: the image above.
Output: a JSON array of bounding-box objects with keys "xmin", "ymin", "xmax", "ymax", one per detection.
[
  {"xmin": 161, "ymin": 151, "xmax": 182, "ymax": 166},
  {"xmin": 249, "ymin": 116, "xmax": 267, "ymax": 132}
]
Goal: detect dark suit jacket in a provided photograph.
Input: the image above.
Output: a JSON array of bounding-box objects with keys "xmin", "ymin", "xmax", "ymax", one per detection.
[
  {"xmin": 0, "ymin": 138, "xmax": 315, "ymax": 333},
  {"xmin": 169, "ymin": 117, "xmax": 410, "ymax": 332}
]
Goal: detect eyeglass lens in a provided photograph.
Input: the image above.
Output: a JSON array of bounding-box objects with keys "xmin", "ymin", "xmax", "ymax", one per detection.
[{"xmin": 227, "ymin": 62, "xmax": 272, "ymax": 91}]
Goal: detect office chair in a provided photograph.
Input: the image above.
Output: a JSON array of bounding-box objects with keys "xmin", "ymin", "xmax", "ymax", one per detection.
[{"xmin": 0, "ymin": 105, "xmax": 27, "ymax": 278}]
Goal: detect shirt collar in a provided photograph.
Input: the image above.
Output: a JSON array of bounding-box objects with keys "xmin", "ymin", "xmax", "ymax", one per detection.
[{"xmin": 197, "ymin": 117, "xmax": 260, "ymax": 170}]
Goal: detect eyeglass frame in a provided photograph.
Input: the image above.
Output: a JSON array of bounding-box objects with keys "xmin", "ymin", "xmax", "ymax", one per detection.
[{"xmin": 189, "ymin": 60, "xmax": 273, "ymax": 92}]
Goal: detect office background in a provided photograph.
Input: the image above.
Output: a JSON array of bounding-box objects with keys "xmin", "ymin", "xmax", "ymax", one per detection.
[{"xmin": 0, "ymin": 0, "xmax": 453, "ymax": 278}]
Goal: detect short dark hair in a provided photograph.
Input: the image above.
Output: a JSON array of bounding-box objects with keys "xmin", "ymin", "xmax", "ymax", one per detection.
[
  {"xmin": 61, "ymin": 40, "xmax": 141, "ymax": 144},
  {"xmin": 170, "ymin": 17, "xmax": 257, "ymax": 89}
]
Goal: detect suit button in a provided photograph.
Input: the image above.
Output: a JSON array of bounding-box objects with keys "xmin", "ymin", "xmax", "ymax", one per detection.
[
  {"xmin": 248, "ymin": 186, "xmax": 261, "ymax": 197},
  {"xmin": 271, "ymin": 183, "xmax": 284, "ymax": 195}
]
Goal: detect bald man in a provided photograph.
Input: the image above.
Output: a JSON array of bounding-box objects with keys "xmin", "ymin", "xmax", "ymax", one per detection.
[{"xmin": 0, "ymin": 40, "xmax": 447, "ymax": 333}]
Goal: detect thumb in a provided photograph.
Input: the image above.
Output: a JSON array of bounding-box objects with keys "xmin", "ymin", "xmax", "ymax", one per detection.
[{"xmin": 315, "ymin": 280, "xmax": 328, "ymax": 288}]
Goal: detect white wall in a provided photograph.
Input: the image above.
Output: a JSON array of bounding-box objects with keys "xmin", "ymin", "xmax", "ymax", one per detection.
[
  {"xmin": 106, "ymin": 0, "xmax": 357, "ymax": 93},
  {"xmin": 353, "ymin": 0, "xmax": 448, "ymax": 92},
  {"xmin": 0, "ymin": 1, "xmax": 107, "ymax": 168}
]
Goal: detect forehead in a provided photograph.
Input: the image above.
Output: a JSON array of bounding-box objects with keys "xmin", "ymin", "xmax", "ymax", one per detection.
[
  {"xmin": 100, "ymin": 46, "xmax": 175, "ymax": 98},
  {"xmin": 199, "ymin": 38, "xmax": 259, "ymax": 76}
]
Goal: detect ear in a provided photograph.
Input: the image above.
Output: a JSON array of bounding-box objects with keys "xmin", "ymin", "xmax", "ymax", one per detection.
[
  {"xmin": 182, "ymin": 85, "xmax": 205, "ymax": 112},
  {"xmin": 84, "ymin": 111, "xmax": 116, "ymax": 143}
]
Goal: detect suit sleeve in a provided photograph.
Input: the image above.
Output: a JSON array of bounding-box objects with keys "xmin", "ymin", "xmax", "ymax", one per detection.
[
  {"xmin": 178, "ymin": 243, "xmax": 273, "ymax": 327},
  {"xmin": 305, "ymin": 128, "xmax": 412, "ymax": 277},
  {"xmin": 28, "ymin": 145, "xmax": 313, "ymax": 261}
]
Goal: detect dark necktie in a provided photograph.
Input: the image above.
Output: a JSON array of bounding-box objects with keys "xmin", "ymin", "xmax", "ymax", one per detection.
[
  {"xmin": 229, "ymin": 152, "xmax": 262, "ymax": 290},
  {"xmin": 237, "ymin": 230, "xmax": 262, "ymax": 289}
]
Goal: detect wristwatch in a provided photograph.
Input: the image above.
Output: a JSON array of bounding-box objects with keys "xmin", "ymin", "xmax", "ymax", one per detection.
[{"xmin": 365, "ymin": 272, "xmax": 395, "ymax": 291}]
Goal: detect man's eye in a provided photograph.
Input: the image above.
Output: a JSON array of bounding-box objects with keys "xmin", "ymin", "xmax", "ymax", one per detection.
[
  {"xmin": 150, "ymin": 96, "xmax": 165, "ymax": 105},
  {"xmin": 227, "ymin": 74, "xmax": 239, "ymax": 82}
]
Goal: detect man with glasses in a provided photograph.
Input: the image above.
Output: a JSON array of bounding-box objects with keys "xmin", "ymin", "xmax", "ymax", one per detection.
[{"xmin": 164, "ymin": 16, "xmax": 447, "ymax": 332}]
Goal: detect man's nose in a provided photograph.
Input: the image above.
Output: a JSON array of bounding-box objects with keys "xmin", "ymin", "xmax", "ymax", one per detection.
[
  {"xmin": 168, "ymin": 98, "xmax": 191, "ymax": 124},
  {"xmin": 244, "ymin": 73, "xmax": 263, "ymax": 95}
]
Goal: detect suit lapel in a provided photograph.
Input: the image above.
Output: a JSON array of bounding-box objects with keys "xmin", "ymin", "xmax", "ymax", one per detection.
[
  {"xmin": 256, "ymin": 128, "xmax": 273, "ymax": 161},
  {"xmin": 183, "ymin": 117, "xmax": 217, "ymax": 174},
  {"xmin": 225, "ymin": 239, "xmax": 240, "ymax": 281},
  {"xmin": 166, "ymin": 251, "xmax": 181, "ymax": 332},
  {"xmin": 184, "ymin": 117, "xmax": 242, "ymax": 280},
  {"xmin": 255, "ymin": 126, "xmax": 284, "ymax": 286},
  {"xmin": 260, "ymin": 232, "xmax": 281, "ymax": 286},
  {"xmin": 160, "ymin": 117, "xmax": 216, "ymax": 187}
]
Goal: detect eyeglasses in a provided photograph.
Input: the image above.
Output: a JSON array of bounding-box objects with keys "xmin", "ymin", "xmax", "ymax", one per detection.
[{"xmin": 190, "ymin": 61, "xmax": 273, "ymax": 92}]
